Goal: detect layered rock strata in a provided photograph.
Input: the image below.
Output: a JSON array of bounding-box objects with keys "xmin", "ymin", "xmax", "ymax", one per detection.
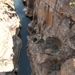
[
  {"xmin": 0, "ymin": 0, "xmax": 22, "ymax": 75},
  {"xmin": 24, "ymin": 0, "xmax": 75, "ymax": 75}
]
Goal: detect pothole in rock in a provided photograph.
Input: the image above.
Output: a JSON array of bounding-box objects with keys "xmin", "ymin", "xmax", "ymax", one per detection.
[
  {"xmin": 30, "ymin": 34, "xmax": 41, "ymax": 43},
  {"xmin": 33, "ymin": 38, "xmax": 37, "ymax": 42},
  {"xmin": 45, "ymin": 37, "xmax": 62, "ymax": 53},
  {"xmin": 27, "ymin": 27, "xmax": 36, "ymax": 35}
]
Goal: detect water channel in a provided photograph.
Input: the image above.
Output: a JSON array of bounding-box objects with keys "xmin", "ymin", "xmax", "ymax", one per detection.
[{"xmin": 14, "ymin": 0, "xmax": 31, "ymax": 75}]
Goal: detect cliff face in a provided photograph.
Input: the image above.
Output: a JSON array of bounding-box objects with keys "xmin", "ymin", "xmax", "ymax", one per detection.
[
  {"xmin": 24, "ymin": 0, "xmax": 75, "ymax": 75},
  {"xmin": 0, "ymin": 0, "xmax": 22, "ymax": 75}
]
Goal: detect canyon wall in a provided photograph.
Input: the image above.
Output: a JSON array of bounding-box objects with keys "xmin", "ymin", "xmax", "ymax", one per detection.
[
  {"xmin": 24, "ymin": 0, "xmax": 75, "ymax": 75},
  {"xmin": 0, "ymin": 0, "xmax": 22, "ymax": 75}
]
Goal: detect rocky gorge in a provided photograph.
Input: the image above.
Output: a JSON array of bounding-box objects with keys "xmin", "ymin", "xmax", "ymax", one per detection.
[
  {"xmin": 24, "ymin": 0, "xmax": 75, "ymax": 75},
  {"xmin": 0, "ymin": 0, "xmax": 75, "ymax": 75}
]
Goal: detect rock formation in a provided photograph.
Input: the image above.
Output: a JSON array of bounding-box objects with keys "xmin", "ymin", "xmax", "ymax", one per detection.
[
  {"xmin": 0, "ymin": 0, "xmax": 22, "ymax": 75},
  {"xmin": 24, "ymin": 0, "xmax": 75, "ymax": 75}
]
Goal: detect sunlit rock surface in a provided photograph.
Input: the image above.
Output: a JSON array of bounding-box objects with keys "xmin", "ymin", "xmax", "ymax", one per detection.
[
  {"xmin": 0, "ymin": 0, "xmax": 22, "ymax": 74},
  {"xmin": 24, "ymin": 0, "xmax": 75, "ymax": 75}
]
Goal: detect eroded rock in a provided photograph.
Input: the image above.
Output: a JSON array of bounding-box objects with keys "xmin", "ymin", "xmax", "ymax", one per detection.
[
  {"xmin": 26, "ymin": 0, "xmax": 75, "ymax": 75},
  {"xmin": 0, "ymin": 0, "xmax": 22, "ymax": 74}
]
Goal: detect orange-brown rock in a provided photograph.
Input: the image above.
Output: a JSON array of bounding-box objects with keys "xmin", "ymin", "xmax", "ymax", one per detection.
[
  {"xmin": 61, "ymin": 58, "xmax": 75, "ymax": 75},
  {"xmin": 26, "ymin": 0, "xmax": 75, "ymax": 75}
]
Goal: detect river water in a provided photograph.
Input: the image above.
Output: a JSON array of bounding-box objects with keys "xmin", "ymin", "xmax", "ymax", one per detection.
[{"xmin": 14, "ymin": 0, "xmax": 31, "ymax": 75}]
